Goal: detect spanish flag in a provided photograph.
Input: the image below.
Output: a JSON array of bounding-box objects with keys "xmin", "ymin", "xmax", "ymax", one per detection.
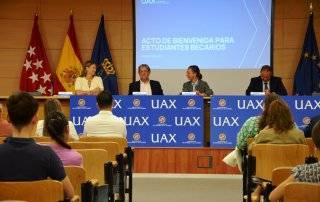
[{"xmin": 54, "ymin": 14, "xmax": 82, "ymax": 94}]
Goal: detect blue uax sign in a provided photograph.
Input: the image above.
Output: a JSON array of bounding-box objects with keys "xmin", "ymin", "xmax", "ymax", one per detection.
[
  {"xmin": 70, "ymin": 95, "xmax": 204, "ymax": 147},
  {"xmin": 210, "ymin": 96, "xmax": 320, "ymax": 148}
]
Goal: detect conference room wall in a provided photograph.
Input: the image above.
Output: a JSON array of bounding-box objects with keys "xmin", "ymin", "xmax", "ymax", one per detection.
[
  {"xmin": 0, "ymin": 0, "xmax": 318, "ymax": 96},
  {"xmin": 0, "ymin": 0, "xmax": 133, "ymax": 95}
]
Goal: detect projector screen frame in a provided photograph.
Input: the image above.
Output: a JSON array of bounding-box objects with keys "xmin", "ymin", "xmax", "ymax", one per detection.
[{"xmin": 132, "ymin": 0, "xmax": 275, "ymax": 85}]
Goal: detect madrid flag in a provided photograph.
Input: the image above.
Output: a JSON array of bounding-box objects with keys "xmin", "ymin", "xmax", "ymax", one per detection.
[
  {"xmin": 20, "ymin": 15, "xmax": 53, "ymax": 95},
  {"xmin": 54, "ymin": 14, "xmax": 82, "ymax": 93}
]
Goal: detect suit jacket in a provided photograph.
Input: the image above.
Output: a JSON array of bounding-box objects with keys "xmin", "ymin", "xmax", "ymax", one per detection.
[
  {"xmin": 128, "ymin": 80, "xmax": 163, "ymax": 95},
  {"xmin": 182, "ymin": 80, "xmax": 214, "ymax": 96},
  {"xmin": 246, "ymin": 76, "xmax": 288, "ymax": 95},
  {"xmin": 304, "ymin": 115, "xmax": 320, "ymax": 138}
]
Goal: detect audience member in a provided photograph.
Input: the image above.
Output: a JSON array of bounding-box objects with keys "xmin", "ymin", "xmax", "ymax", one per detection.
[
  {"xmin": 0, "ymin": 92, "xmax": 74, "ymax": 199},
  {"xmin": 236, "ymin": 93, "xmax": 281, "ymax": 150},
  {"xmin": 253, "ymin": 99, "xmax": 305, "ymax": 145},
  {"xmin": 45, "ymin": 111, "xmax": 83, "ymax": 167},
  {"xmin": 35, "ymin": 99, "xmax": 79, "ymax": 140},
  {"xmin": 84, "ymin": 91, "xmax": 127, "ymax": 138},
  {"xmin": 0, "ymin": 103, "xmax": 12, "ymax": 137},
  {"xmin": 304, "ymin": 114, "xmax": 320, "ymax": 138},
  {"xmin": 269, "ymin": 121, "xmax": 320, "ymax": 201}
]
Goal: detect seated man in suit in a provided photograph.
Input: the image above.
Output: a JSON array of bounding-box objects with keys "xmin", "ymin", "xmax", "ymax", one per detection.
[
  {"xmin": 304, "ymin": 114, "xmax": 320, "ymax": 138},
  {"xmin": 246, "ymin": 65, "xmax": 287, "ymax": 95},
  {"xmin": 128, "ymin": 64, "xmax": 163, "ymax": 95}
]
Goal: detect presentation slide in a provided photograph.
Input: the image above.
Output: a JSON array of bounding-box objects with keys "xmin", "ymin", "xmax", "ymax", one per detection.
[{"xmin": 135, "ymin": 0, "xmax": 273, "ymax": 94}]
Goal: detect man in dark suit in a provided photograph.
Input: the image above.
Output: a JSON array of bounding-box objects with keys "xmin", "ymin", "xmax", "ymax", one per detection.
[
  {"xmin": 128, "ymin": 64, "xmax": 163, "ymax": 95},
  {"xmin": 246, "ymin": 65, "xmax": 288, "ymax": 95},
  {"xmin": 304, "ymin": 115, "xmax": 320, "ymax": 138}
]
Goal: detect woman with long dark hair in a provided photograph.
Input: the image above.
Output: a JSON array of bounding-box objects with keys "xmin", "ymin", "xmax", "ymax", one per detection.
[
  {"xmin": 45, "ymin": 111, "xmax": 83, "ymax": 167},
  {"xmin": 182, "ymin": 65, "xmax": 213, "ymax": 96}
]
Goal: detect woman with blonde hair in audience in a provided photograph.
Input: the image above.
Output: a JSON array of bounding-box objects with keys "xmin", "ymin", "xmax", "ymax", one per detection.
[
  {"xmin": 223, "ymin": 93, "xmax": 281, "ymax": 171},
  {"xmin": 236, "ymin": 93, "xmax": 281, "ymax": 151},
  {"xmin": 45, "ymin": 111, "xmax": 83, "ymax": 167},
  {"xmin": 253, "ymin": 99, "xmax": 305, "ymax": 145},
  {"xmin": 269, "ymin": 121, "xmax": 320, "ymax": 201},
  {"xmin": 35, "ymin": 98, "xmax": 79, "ymax": 140}
]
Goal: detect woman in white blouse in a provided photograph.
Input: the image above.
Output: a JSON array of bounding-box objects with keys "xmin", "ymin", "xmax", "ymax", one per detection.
[
  {"xmin": 75, "ymin": 60, "xmax": 104, "ymax": 96},
  {"xmin": 35, "ymin": 98, "xmax": 79, "ymax": 140}
]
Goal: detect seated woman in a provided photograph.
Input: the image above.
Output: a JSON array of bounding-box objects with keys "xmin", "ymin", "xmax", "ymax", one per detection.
[
  {"xmin": 182, "ymin": 65, "xmax": 213, "ymax": 96},
  {"xmin": 35, "ymin": 99, "xmax": 79, "ymax": 140},
  {"xmin": 269, "ymin": 121, "xmax": 320, "ymax": 202},
  {"xmin": 253, "ymin": 99, "xmax": 305, "ymax": 145},
  {"xmin": 75, "ymin": 60, "xmax": 104, "ymax": 96},
  {"xmin": 236, "ymin": 93, "xmax": 281, "ymax": 151},
  {"xmin": 45, "ymin": 111, "xmax": 83, "ymax": 167}
]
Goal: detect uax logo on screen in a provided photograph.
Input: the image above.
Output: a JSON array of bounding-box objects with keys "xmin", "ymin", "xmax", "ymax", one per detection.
[
  {"xmin": 174, "ymin": 116, "xmax": 200, "ymax": 126},
  {"xmin": 151, "ymin": 133, "xmax": 176, "ymax": 143},
  {"xmin": 123, "ymin": 116, "xmax": 149, "ymax": 126}
]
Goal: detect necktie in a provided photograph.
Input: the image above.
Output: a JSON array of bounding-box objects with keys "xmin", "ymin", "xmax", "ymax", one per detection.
[
  {"xmin": 264, "ymin": 82, "xmax": 269, "ymax": 91},
  {"xmin": 192, "ymin": 83, "xmax": 197, "ymax": 91}
]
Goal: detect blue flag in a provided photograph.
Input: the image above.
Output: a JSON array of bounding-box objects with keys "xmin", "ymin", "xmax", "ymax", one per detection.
[
  {"xmin": 91, "ymin": 15, "xmax": 119, "ymax": 95},
  {"xmin": 293, "ymin": 13, "xmax": 320, "ymax": 95}
]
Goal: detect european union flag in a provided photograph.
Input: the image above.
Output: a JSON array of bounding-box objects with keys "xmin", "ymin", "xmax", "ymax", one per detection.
[
  {"xmin": 293, "ymin": 12, "xmax": 320, "ymax": 95},
  {"xmin": 91, "ymin": 15, "xmax": 119, "ymax": 95}
]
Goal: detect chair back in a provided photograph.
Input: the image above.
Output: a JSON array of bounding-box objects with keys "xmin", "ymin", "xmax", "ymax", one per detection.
[
  {"xmin": 252, "ymin": 144, "xmax": 309, "ymax": 181},
  {"xmin": 80, "ymin": 136, "xmax": 127, "ymax": 152},
  {"xmin": 271, "ymin": 167, "xmax": 293, "ymax": 186},
  {"xmin": 284, "ymin": 182, "xmax": 320, "ymax": 202},
  {"xmin": 305, "ymin": 138, "xmax": 316, "ymax": 155},
  {"xmin": 70, "ymin": 142, "xmax": 120, "ymax": 161},
  {"xmin": 0, "ymin": 180, "xmax": 64, "ymax": 202},
  {"xmin": 65, "ymin": 166, "xmax": 86, "ymax": 197},
  {"xmin": 77, "ymin": 149, "xmax": 109, "ymax": 185}
]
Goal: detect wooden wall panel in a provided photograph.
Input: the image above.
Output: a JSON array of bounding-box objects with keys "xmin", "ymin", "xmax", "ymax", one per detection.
[
  {"xmin": 0, "ymin": 0, "xmax": 318, "ymax": 96},
  {"xmin": 0, "ymin": 0, "xmax": 133, "ymax": 96},
  {"xmin": 273, "ymin": 0, "xmax": 320, "ymax": 95},
  {"xmin": 134, "ymin": 148, "xmax": 239, "ymax": 174}
]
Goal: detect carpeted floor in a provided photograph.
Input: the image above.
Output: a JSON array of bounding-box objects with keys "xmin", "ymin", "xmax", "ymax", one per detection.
[{"xmin": 133, "ymin": 174, "xmax": 242, "ymax": 202}]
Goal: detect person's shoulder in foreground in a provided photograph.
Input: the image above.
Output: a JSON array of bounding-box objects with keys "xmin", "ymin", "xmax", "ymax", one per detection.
[
  {"xmin": 49, "ymin": 143, "xmax": 83, "ymax": 167},
  {"xmin": 0, "ymin": 137, "xmax": 66, "ymax": 181},
  {"xmin": 0, "ymin": 92, "xmax": 74, "ymax": 199},
  {"xmin": 236, "ymin": 116, "xmax": 261, "ymax": 150}
]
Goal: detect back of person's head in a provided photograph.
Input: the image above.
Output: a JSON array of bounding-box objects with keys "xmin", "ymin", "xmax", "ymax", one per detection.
[
  {"xmin": 266, "ymin": 99, "xmax": 294, "ymax": 133},
  {"xmin": 45, "ymin": 111, "xmax": 71, "ymax": 149},
  {"xmin": 258, "ymin": 93, "xmax": 281, "ymax": 130},
  {"xmin": 188, "ymin": 65, "xmax": 202, "ymax": 80},
  {"xmin": 43, "ymin": 99, "xmax": 62, "ymax": 136},
  {"xmin": 312, "ymin": 121, "xmax": 320, "ymax": 149},
  {"xmin": 138, "ymin": 64, "xmax": 151, "ymax": 72},
  {"xmin": 7, "ymin": 92, "xmax": 39, "ymax": 131},
  {"xmin": 260, "ymin": 65, "xmax": 272, "ymax": 73},
  {"xmin": 97, "ymin": 91, "xmax": 113, "ymax": 109}
]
